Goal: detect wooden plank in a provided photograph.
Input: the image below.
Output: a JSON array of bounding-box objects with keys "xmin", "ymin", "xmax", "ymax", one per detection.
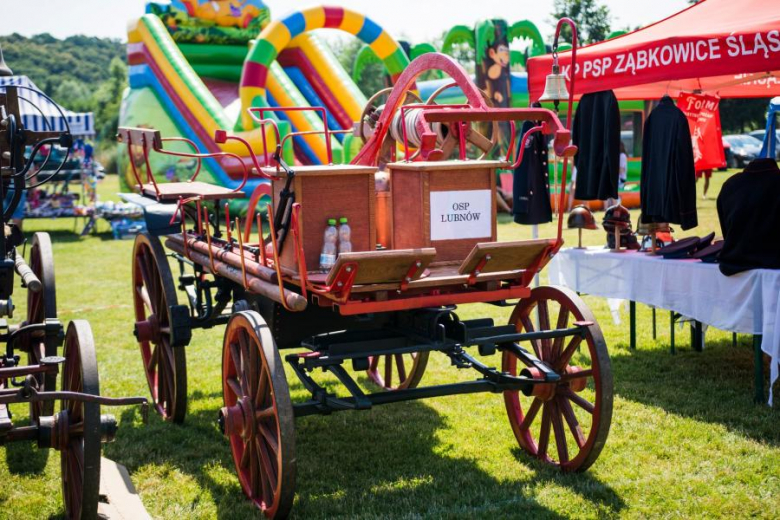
[
  {"xmin": 324, "ymin": 248, "xmax": 436, "ymax": 286},
  {"xmin": 458, "ymin": 239, "xmax": 555, "ymax": 275},
  {"xmin": 262, "ymin": 164, "xmax": 376, "ymax": 177},
  {"xmin": 387, "ymin": 160, "xmax": 507, "ymax": 171}
]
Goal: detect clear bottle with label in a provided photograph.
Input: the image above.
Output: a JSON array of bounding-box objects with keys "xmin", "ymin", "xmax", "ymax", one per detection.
[
  {"xmin": 319, "ymin": 218, "xmax": 338, "ymax": 272},
  {"xmin": 338, "ymin": 217, "xmax": 352, "ymax": 255}
]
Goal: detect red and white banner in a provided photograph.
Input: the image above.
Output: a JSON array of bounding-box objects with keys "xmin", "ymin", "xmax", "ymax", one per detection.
[
  {"xmin": 678, "ymin": 92, "xmax": 726, "ymax": 170},
  {"xmin": 527, "ymin": 0, "xmax": 780, "ymax": 101}
]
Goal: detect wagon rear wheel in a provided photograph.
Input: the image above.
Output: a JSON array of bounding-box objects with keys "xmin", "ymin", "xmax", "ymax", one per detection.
[
  {"xmin": 367, "ymin": 352, "xmax": 429, "ymax": 390},
  {"xmin": 132, "ymin": 232, "xmax": 187, "ymax": 423},
  {"xmin": 220, "ymin": 311, "xmax": 296, "ymax": 518},
  {"xmin": 59, "ymin": 320, "xmax": 102, "ymax": 520},
  {"xmin": 503, "ymin": 286, "xmax": 613, "ymax": 472},
  {"xmin": 26, "ymin": 232, "xmax": 59, "ymax": 421}
]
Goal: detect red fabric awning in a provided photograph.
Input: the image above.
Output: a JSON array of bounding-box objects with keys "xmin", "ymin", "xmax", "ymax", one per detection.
[{"xmin": 528, "ymin": 0, "xmax": 780, "ymax": 101}]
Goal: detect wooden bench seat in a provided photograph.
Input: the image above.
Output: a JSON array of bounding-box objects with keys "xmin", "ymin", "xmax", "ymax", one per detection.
[
  {"xmin": 324, "ymin": 248, "xmax": 436, "ymax": 286},
  {"xmin": 139, "ymin": 181, "xmax": 245, "ymax": 201},
  {"xmin": 458, "ymin": 239, "xmax": 555, "ymax": 275}
]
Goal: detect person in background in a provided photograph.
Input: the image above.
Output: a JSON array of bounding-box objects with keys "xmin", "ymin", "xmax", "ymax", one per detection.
[
  {"xmin": 83, "ymin": 140, "xmax": 94, "ymax": 167},
  {"xmin": 695, "ymin": 168, "xmax": 712, "ymax": 199},
  {"xmin": 605, "ymin": 142, "xmax": 628, "ymax": 208}
]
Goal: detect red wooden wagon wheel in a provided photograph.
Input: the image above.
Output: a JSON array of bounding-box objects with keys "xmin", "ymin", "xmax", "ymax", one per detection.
[
  {"xmin": 132, "ymin": 233, "xmax": 187, "ymax": 423},
  {"xmin": 220, "ymin": 311, "xmax": 296, "ymax": 519},
  {"xmin": 503, "ymin": 286, "xmax": 613, "ymax": 472},
  {"xmin": 59, "ymin": 320, "xmax": 102, "ymax": 520},
  {"xmin": 367, "ymin": 352, "xmax": 429, "ymax": 391},
  {"xmin": 26, "ymin": 232, "xmax": 58, "ymax": 421}
]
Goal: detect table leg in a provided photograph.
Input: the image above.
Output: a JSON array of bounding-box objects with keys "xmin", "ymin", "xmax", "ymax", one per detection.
[
  {"xmin": 652, "ymin": 307, "xmax": 656, "ymax": 340},
  {"xmin": 629, "ymin": 300, "xmax": 636, "ymax": 350},
  {"xmin": 754, "ymin": 334, "xmax": 765, "ymax": 404},
  {"xmin": 691, "ymin": 321, "xmax": 704, "ymax": 352},
  {"xmin": 670, "ymin": 311, "xmax": 676, "ymax": 355}
]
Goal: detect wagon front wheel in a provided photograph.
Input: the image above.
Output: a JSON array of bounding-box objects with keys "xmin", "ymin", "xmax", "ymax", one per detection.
[
  {"xmin": 132, "ymin": 232, "xmax": 187, "ymax": 423},
  {"xmin": 220, "ymin": 311, "xmax": 296, "ymax": 518},
  {"xmin": 503, "ymin": 286, "xmax": 613, "ymax": 472},
  {"xmin": 26, "ymin": 232, "xmax": 59, "ymax": 421},
  {"xmin": 58, "ymin": 320, "xmax": 102, "ymax": 520}
]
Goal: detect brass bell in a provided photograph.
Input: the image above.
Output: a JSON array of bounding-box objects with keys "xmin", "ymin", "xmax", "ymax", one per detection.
[
  {"xmin": 0, "ymin": 44, "xmax": 12, "ymax": 77},
  {"xmin": 539, "ymin": 64, "xmax": 569, "ymax": 103}
]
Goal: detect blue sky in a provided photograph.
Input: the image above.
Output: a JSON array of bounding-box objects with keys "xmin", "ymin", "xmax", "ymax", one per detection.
[{"xmin": 1, "ymin": 0, "xmax": 690, "ymax": 42}]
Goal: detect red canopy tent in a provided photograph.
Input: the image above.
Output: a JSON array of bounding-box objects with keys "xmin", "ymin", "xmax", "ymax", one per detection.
[{"xmin": 528, "ymin": 0, "xmax": 780, "ymax": 101}]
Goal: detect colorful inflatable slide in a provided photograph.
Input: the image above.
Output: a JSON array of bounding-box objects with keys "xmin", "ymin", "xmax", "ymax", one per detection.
[{"xmin": 121, "ymin": 1, "xmax": 408, "ymax": 208}]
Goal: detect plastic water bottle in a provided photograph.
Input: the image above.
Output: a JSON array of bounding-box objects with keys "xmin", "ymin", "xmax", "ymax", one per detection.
[
  {"xmin": 338, "ymin": 217, "xmax": 352, "ymax": 255},
  {"xmin": 319, "ymin": 218, "xmax": 338, "ymax": 272}
]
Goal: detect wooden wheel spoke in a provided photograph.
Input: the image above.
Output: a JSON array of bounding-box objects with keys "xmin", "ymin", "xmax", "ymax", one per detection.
[
  {"xmin": 136, "ymin": 285, "xmax": 152, "ymax": 313},
  {"xmin": 257, "ymin": 420, "xmax": 279, "ymax": 454},
  {"xmin": 255, "ymin": 406, "xmax": 274, "ymax": 421},
  {"xmin": 137, "ymin": 251, "xmax": 157, "ymax": 314},
  {"xmin": 229, "ymin": 342, "xmax": 242, "ymax": 380},
  {"xmin": 561, "ymin": 388, "xmax": 594, "ymax": 414},
  {"xmin": 256, "ymin": 436, "xmax": 278, "ymax": 496},
  {"xmin": 552, "ymin": 307, "xmax": 571, "ymax": 361},
  {"xmin": 518, "ymin": 398, "xmax": 543, "ymax": 431},
  {"xmin": 537, "ymin": 404, "xmax": 552, "ymax": 459},
  {"xmin": 520, "ymin": 316, "xmax": 543, "ymax": 359},
  {"xmin": 248, "ymin": 440, "xmax": 260, "ymax": 499},
  {"xmin": 255, "ymin": 366, "xmax": 269, "ymax": 407},
  {"xmin": 558, "ymin": 396, "xmax": 586, "ymax": 448},
  {"xmin": 384, "ymin": 354, "xmax": 392, "ymax": 388},
  {"xmin": 561, "ymin": 368, "xmax": 593, "ymax": 382},
  {"xmin": 240, "ymin": 440, "xmax": 251, "ymax": 469},
  {"xmin": 538, "ymin": 301, "xmax": 551, "ymax": 359},
  {"xmin": 147, "ymin": 344, "xmax": 160, "ymax": 374},
  {"xmin": 227, "ymin": 377, "xmax": 243, "ymax": 398},
  {"xmin": 440, "ymin": 135, "xmax": 457, "ymax": 157},
  {"xmin": 550, "ymin": 401, "xmax": 569, "ymax": 464},
  {"xmin": 368, "ymin": 356, "xmax": 379, "ymax": 371},
  {"xmin": 467, "ymin": 129, "xmax": 493, "ymax": 152},
  {"xmin": 394, "ymin": 354, "xmax": 407, "ymax": 383},
  {"xmin": 555, "ymin": 335, "xmax": 583, "ymax": 371},
  {"xmin": 161, "ymin": 345, "xmax": 176, "ymax": 410},
  {"xmin": 248, "ymin": 336, "xmax": 259, "ymax": 402}
]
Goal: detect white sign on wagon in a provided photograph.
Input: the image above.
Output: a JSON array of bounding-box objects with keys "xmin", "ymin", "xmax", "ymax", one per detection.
[{"xmin": 429, "ymin": 189, "xmax": 492, "ymax": 241}]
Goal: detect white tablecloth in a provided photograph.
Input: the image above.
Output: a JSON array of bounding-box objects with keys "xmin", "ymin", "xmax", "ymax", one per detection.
[{"xmin": 549, "ymin": 247, "xmax": 780, "ymax": 404}]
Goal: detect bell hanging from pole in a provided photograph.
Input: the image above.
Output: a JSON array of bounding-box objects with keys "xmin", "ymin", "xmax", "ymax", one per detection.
[
  {"xmin": 539, "ymin": 63, "xmax": 569, "ymax": 103},
  {"xmin": 0, "ymin": 43, "xmax": 13, "ymax": 77}
]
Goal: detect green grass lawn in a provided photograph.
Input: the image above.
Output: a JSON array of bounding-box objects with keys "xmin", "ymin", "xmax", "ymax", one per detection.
[{"xmin": 1, "ymin": 171, "xmax": 778, "ymax": 519}]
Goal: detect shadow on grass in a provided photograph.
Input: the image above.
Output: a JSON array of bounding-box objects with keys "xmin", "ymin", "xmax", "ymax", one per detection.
[
  {"xmin": 4, "ymin": 433, "xmax": 49, "ymax": 475},
  {"xmin": 610, "ymin": 336, "xmax": 780, "ymax": 445},
  {"xmin": 104, "ymin": 377, "xmax": 621, "ymax": 519}
]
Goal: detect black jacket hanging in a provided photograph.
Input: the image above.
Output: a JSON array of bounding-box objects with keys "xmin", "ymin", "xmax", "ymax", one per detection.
[
  {"xmin": 717, "ymin": 158, "xmax": 780, "ymax": 275},
  {"xmin": 640, "ymin": 95, "xmax": 697, "ymax": 230},
  {"xmin": 572, "ymin": 90, "xmax": 621, "ymax": 200},
  {"xmin": 513, "ymin": 120, "xmax": 552, "ymax": 225}
]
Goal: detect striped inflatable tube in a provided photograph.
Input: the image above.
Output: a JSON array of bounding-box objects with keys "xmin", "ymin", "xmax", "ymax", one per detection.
[{"xmin": 239, "ymin": 6, "xmax": 409, "ymax": 130}]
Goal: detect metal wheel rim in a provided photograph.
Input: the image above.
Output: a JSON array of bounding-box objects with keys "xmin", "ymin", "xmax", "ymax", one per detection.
[
  {"xmin": 27, "ymin": 232, "xmax": 58, "ymax": 420},
  {"xmin": 131, "ymin": 233, "xmax": 187, "ymax": 423},
  {"xmin": 502, "ymin": 285, "xmax": 613, "ymax": 472},
  {"xmin": 367, "ymin": 351, "xmax": 429, "ymax": 390},
  {"xmin": 60, "ymin": 320, "xmax": 101, "ymax": 520},
  {"xmin": 222, "ymin": 311, "xmax": 296, "ymax": 518}
]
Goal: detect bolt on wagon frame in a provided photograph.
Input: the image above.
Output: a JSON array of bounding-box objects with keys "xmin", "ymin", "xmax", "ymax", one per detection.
[{"xmin": 119, "ymin": 51, "xmax": 613, "ymax": 519}]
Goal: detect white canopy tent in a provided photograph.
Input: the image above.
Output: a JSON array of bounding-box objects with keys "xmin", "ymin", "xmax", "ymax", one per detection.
[{"xmin": 0, "ymin": 75, "xmax": 95, "ymax": 136}]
